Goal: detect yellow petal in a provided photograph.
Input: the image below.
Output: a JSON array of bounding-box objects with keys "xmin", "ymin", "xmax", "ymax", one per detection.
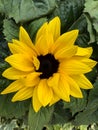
[
  {"xmin": 36, "ymin": 23, "xmax": 48, "ymax": 41},
  {"xmin": 71, "ymin": 56, "xmax": 97, "ymax": 69},
  {"xmin": 70, "ymin": 86, "xmax": 83, "ymax": 98},
  {"xmin": 49, "ymin": 92, "xmax": 60, "ymax": 106},
  {"xmin": 55, "ymin": 46, "xmax": 77, "ymax": 59},
  {"xmin": 48, "ymin": 17, "xmax": 60, "ymax": 41},
  {"xmin": 12, "ymin": 87, "xmax": 33, "ymax": 102},
  {"xmin": 58, "ymin": 74, "xmax": 70, "ymax": 101},
  {"xmin": 64, "ymin": 74, "xmax": 83, "ymax": 98},
  {"xmin": 35, "ymin": 31, "xmax": 53, "ymax": 55},
  {"xmin": 25, "ymin": 72, "xmax": 41, "ymax": 87},
  {"xmin": 32, "ymin": 87, "xmax": 42, "ymax": 112},
  {"xmin": 35, "ymin": 35, "xmax": 48, "ymax": 55},
  {"xmin": 1, "ymin": 79, "xmax": 24, "ymax": 94},
  {"xmin": 9, "ymin": 40, "xmax": 36, "ymax": 56},
  {"xmin": 5, "ymin": 54, "xmax": 34, "ymax": 72},
  {"xmin": 33, "ymin": 56, "xmax": 40, "ymax": 70},
  {"xmin": 47, "ymin": 73, "xmax": 60, "ymax": 88},
  {"xmin": 2, "ymin": 67, "xmax": 29, "ymax": 80},
  {"xmin": 8, "ymin": 43, "xmax": 20, "ymax": 54},
  {"xmin": 75, "ymin": 47, "xmax": 93, "ymax": 58},
  {"xmin": 19, "ymin": 26, "xmax": 37, "ymax": 54},
  {"xmin": 71, "ymin": 74, "xmax": 93, "ymax": 89},
  {"xmin": 52, "ymin": 30, "xmax": 79, "ymax": 53},
  {"xmin": 59, "ymin": 59, "xmax": 92, "ymax": 75},
  {"xmin": 79, "ymin": 58, "xmax": 97, "ymax": 68},
  {"xmin": 48, "ymin": 73, "xmax": 70, "ymax": 102},
  {"xmin": 37, "ymin": 79, "xmax": 53, "ymax": 106}
]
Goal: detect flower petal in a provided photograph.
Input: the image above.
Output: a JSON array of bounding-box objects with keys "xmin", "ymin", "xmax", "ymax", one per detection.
[
  {"xmin": 75, "ymin": 47, "xmax": 93, "ymax": 57},
  {"xmin": 2, "ymin": 67, "xmax": 29, "ymax": 80},
  {"xmin": 35, "ymin": 31, "xmax": 53, "ymax": 55},
  {"xmin": 59, "ymin": 59, "xmax": 92, "ymax": 75},
  {"xmin": 70, "ymin": 86, "xmax": 83, "ymax": 98},
  {"xmin": 37, "ymin": 79, "xmax": 53, "ymax": 106},
  {"xmin": 71, "ymin": 56, "xmax": 97, "ymax": 69},
  {"xmin": 58, "ymin": 74, "xmax": 70, "ymax": 101},
  {"xmin": 79, "ymin": 58, "xmax": 97, "ymax": 68},
  {"xmin": 5, "ymin": 54, "xmax": 34, "ymax": 72},
  {"xmin": 1, "ymin": 79, "xmax": 24, "ymax": 94},
  {"xmin": 33, "ymin": 56, "xmax": 40, "ymax": 70},
  {"xmin": 64, "ymin": 74, "xmax": 83, "ymax": 98},
  {"xmin": 36, "ymin": 23, "xmax": 48, "ymax": 41},
  {"xmin": 19, "ymin": 26, "xmax": 36, "ymax": 52},
  {"xmin": 48, "ymin": 73, "xmax": 70, "ymax": 102},
  {"xmin": 48, "ymin": 17, "xmax": 60, "ymax": 41},
  {"xmin": 71, "ymin": 74, "xmax": 93, "ymax": 89},
  {"xmin": 12, "ymin": 87, "xmax": 33, "ymax": 102},
  {"xmin": 9, "ymin": 40, "xmax": 36, "ymax": 56},
  {"xmin": 52, "ymin": 30, "xmax": 79, "ymax": 53},
  {"xmin": 48, "ymin": 73, "xmax": 60, "ymax": 88},
  {"xmin": 55, "ymin": 46, "xmax": 77, "ymax": 59},
  {"xmin": 25, "ymin": 72, "xmax": 41, "ymax": 87},
  {"xmin": 32, "ymin": 87, "xmax": 42, "ymax": 112},
  {"xmin": 49, "ymin": 92, "xmax": 60, "ymax": 106}
]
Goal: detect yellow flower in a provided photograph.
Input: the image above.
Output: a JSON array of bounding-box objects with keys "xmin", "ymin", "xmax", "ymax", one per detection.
[{"xmin": 1, "ymin": 17, "xmax": 97, "ymax": 112}]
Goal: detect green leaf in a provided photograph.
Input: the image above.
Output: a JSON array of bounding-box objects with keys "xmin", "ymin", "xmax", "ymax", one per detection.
[
  {"xmin": 63, "ymin": 123, "xmax": 75, "ymax": 130},
  {"xmin": 3, "ymin": 17, "xmax": 47, "ymax": 43},
  {"xmin": 63, "ymin": 91, "xmax": 87, "ymax": 116},
  {"xmin": 73, "ymin": 79, "xmax": 98, "ymax": 125},
  {"xmin": 0, "ymin": 14, "xmax": 5, "ymax": 41},
  {"xmin": 0, "ymin": 0, "xmax": 56, "ymax": 23},
  {"xmin": 85, "ymin": 67, "xmax": 97, "ymax": 83},
  {"xmin": 84, "ymin": 0, "xmax": 98, "ymax": 43},
  {"xmin": 0, "ymin": 40, "xmax": 9, "ymax": 61},
  {"xmin": 88, "ymin": 79, "xmax": 98, "ymax": 105},
  {"xmin": 49, "ymin": 0, "xmax": 85, "ymax": 31},
  {"xmin": 50, "ymin": 102, "xmax": 72, "ymax": 125},
  {"xmin": 68, "ymin": 14, "xmax": 89, "ymax": 47},
  {"xmin": 3, "ymin": 19, "xmax": 19, "ymax": 42},
  {"xmin": 0, "ymin": 94, "xmax": 30, "ymax": 118},
  {"xmin": 90, "ymin": 42, "xmax": 98, "ymax": 61},
  {"xmin": 28, "ymin": 104, "xmax": 54, "ymax": 130},
  {"xmin": 0, "ymin": 120, "xmax": 18, "ymax": 130},
  {"xmin": 79, "ymin": 125, "xmax": 88, "ymax": 130},
  {"xmin": 84, "ymin": 0, "xmax": 98, "ymax": 32},
  {"xmin": 84, "ymin": 14, "xmax": 95, "ymax": 44}
]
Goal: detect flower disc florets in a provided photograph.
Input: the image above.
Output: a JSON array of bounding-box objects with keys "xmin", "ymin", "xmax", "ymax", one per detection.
[{"xmin": 37, "ymin": 54, "xmax": 59, "ymax": 79}]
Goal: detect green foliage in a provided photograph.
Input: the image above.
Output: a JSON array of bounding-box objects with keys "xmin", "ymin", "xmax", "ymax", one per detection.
[
  {"xmin": 3, "ymin": 19, "xmax": 19, "ymax": 42},
  {"xmin": 0, "ymin": 94, "xmax": 30, "ymax": 118},
  {"xmin": 73, "ymin": 79, "xmax": 98, "ymax": 125},
  {"xmin": 50, "ymin": 102, "xmax": 72, "ymax": 125},
  {"xmin": 84, "ymin": 0, "xmax": 98, "ymax": 32},
  {"xmin": 63, "ymin": 91, "xmax": 87, "ymax": 116},
  {"xmin": 0, "ymin": 0, "xmax": 56, "ymax": 23},
  {"xmin": 84, "ymin": 14, "xmax": 95, "ymax": 44},
  {"xmin": 84, "ymin": 0, "xmax": 98, "ymax": 43},
  {"xmin": 28, "ymin": 104, "xmax": 54, "ymax": 130},
  {"xmin": 68, "ymin": 14, "xmax": 89, "ymax": 47},
  {"xmin": 50, "ymin": 0, "xmax": 85, "ymax": 31}
]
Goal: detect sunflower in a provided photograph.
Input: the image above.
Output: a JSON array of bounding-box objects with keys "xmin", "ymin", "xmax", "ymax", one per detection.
[{"xmin": 1, "ymin": 17, "xmax": 97, "ymax": 112}]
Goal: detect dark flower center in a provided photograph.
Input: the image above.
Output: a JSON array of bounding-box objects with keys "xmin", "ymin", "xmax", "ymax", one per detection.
[{"xmin": 36, "ymin": 54, "xmax": 59, "ymax": 79}]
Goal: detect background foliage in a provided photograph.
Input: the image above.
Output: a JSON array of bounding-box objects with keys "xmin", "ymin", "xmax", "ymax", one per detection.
[{"xmin": 0, "ymin": 0, "xmax": 98, "ymax": 130}]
